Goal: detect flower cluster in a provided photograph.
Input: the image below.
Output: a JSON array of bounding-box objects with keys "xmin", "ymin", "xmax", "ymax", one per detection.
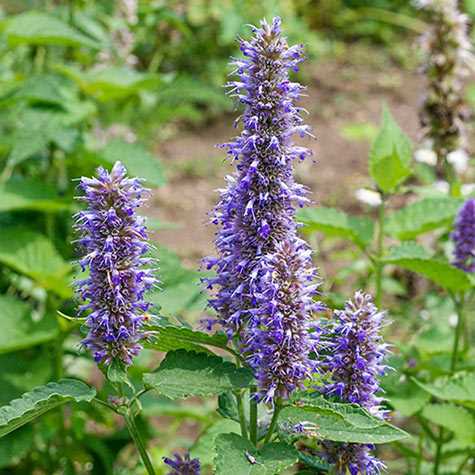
[
  {"xmin": 416, "ymin": 0, "xmax": 474, "ymax": 167},
  {"xmin": 74, "ymin": 161, "xmax": 156, "ymax": 366},
  {"xmin": 321, "ymin": 291, "xmax": 389, "ymax": 474},
  {"xmin": 452, "ymin": 198, "xmax": 475, "ymax": 272},
  {"xmin": 163, "ymin": 452, "xmax": 201, "ymax": 475},
  {"xmin": 205, "ymin": 17, "xmax": 322, "ymax": 403}
]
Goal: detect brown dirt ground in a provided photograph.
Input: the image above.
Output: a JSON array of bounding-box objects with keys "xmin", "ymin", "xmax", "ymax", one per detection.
[{"xmin": 148, "ymin": 55, "xmax": 423, "ymax": 268}]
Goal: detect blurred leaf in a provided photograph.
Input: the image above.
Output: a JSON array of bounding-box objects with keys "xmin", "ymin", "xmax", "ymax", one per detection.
[
  {"xmin": 385, "ymin": 197, "xmax": 463, "ymax": 240},
  {"xmin": 340, "ymin": 122, "xmax": 378, "ymax": 142},
  {"xmin": 386, "ymin": 379, "xmax": 430, "ymax": 417},
  {"xmin": 297, "ymin": 207, "xmax": 374, "ymax": 248},
  {"xmin": 0, "ymin": 426, "xmax": 33, "ymax": 468},
  {"xmin": 0, "ymin": 295, "xmax": 59, "ymax": 354},
  {"xmin": 384, "ymin": 243, "xmax": 472, "ymax": 292},
  {"xmin": 0, "ymin": 178, "xmax": 72, "ymax": 213},
  {"xmin": 369, "ymin": 107, "xmax": 412, "ymax": 193},
  {"xmin": 422, "ymin": 404, "xmax": 475, "ymax": 443},
  {"xmin": 414, "ymin": 374, "xmax": 475, "ymax": 408},
  {"xmin": 215, "ymin": 433, "xmax": 298, "ymax": 475},
  {"xmin": 413, "ymin": 324, "xmax": 454, "ymax": 356},
  {"xmin": 143, "ymin": 350, "xmax": 254, "ymax": 400},
  {"xmin": 191, "ymin": 419, "xmax": 241, "ymax": 467},
  {"xmin": 7, "ymin": 109, "xmax": 81, "ymax": 166},
  {"xmin": 3, "ymin": 11, "xmax": 99, "ymax": 48},
  {"xmin": 297, "ymin": 452, "xmax": 331, "ymax": 472},
  {"xmin": 279, "ymin": 405, "xmax": 408, "ymax": 444},
  {"xmin": 0, "ymin": 227, "xmax": 72, "ymax": 297},
  {"xmin": 59, "ymin": 66, "xmax": 159, "ymax": 101},
  {"xmin": 0, "ymin": 379, "xmax": 96, "ymax": 438},
  {"xmin": 148, "ymin": 247, "xmax": 207, "ymax": 316},
  {"xmin": 101, "ymin": 139, "xmax": 165, "ymax": 187}
]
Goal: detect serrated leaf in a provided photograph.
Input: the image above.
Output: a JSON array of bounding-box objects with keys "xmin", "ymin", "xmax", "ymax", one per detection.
[
  {"xmin": 0, "ymin": 178, "xmax": 72, "ymax": 213},
  {"xmin": 292, "ymin": 395, "xmax": 385, "ymax": 430},
  {"xmin": 369, "ymin": 107, "xmax": 412, "ymax": 193},
  {"xmin": 414, "ymin": 374, "xmax": 475, "ymax": 407},
  {"xmin": 0, "ymin": 295, "xmax": 59, "ymax": 354},
  {"xmin": 422, "ymin": 404, "xmax": 475, "ymax": 443},
  {"xmin": 3, "ymin": 11, "xmax": 98, "ymax": 48},
  {"xmin": 0, "ymin": 379, "xmax": 96, "ymax": 438},
  {"xmin": 191, "ymin": 419, "xmax": 241, "ymax": 467},
  {"xmin": 385, "ymin": 197, "xmax": 463, "ymax": 240},
  {"xmin": 278, "ymin": 406, "xmax": 408, "ymax": 444},
  {"xmin": 143, "ymin": 350, "xmax": 254, "ymax": 400},
  {"xmin": 297, "ymin": 207, "xmax": 374, "ymax": 248},
  {"xmin": 101, "ymin": 139, "xmax": 164, "ymax": 187},
  {"xmin": 145, "ymin": 320, "xmax": 228, "ymax": 355},
  {"xmin": 215, "ymin": 433, "xmax": 298, "ymax": 475},
  {"xmin": 0, "ymin": 227, "xmax": 72, "ymax": 297},
  {"xmin": 384, "ymin": 243, "xmax": 472, "ymax": 292}
]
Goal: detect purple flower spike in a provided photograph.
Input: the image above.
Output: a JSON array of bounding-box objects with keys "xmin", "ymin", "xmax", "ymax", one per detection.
[
  {"xmin": 452, "ymin": 198, "xmax": 475, "ymax": 272},
  {"xmin": 74, "ymin": 161, "xmax": 157, "ymax": 367},
  {"xmin": 205, "ymin": 17, "xmax": 323, "ymax": 403},
  {"xmin": 321, "ymin": 291, "xmax": 389, "ymax": 474},
  {"xmin": 163, "ymin": 452, "xmax": 201, "ymax": 475}
]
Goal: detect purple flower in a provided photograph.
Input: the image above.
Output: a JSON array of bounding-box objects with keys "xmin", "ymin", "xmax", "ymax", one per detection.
[
  {"xmin": 163, "ymin": 452, "xmax": 201, "ymax": 475},
  {"xmin": 74, "ymin": 161, "xmax": 157, "ymax": 366},
  {"xmin": 321, "ymin": 291, "xmax": 389, "ymax": 474},
  {"xmin": 452, "ymin": 198, "xmax": 475, "ymax": 272},
  {"xmin": 204, "ymin": 17, "xmax": 322, "ymax": 402}
]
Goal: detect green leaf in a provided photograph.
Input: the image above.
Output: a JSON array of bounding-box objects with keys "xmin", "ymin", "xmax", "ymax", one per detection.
[
  {"xmin": 297, "ymin": 207, "xmax": 374, "ymax": 248},
  {"xmin": 215, "ymin": 433, "xmax": 298, "ymax": 475},
  {"xmin": 0, "ymin": 227, "xmax": 72, "ymax": 297},
  {"xmin": 422, "ymin": 404, "xmax": 475, "ymax": 443},
  {"xmin": 145, "ymin": 318, "xmax": 228, "ymax": 355},
  {"xmin": 384, "ymin": 243, "xmax": 472, "ymax": 292},
  {"xmin": 0, "ymin": 426, "xmax": 33, "ymax": 468},
  {"xmin": 369, "ymin": 107, "xmax": 412, "ymax": 193},
  {"xmin": 387, "ymin": 380, "xmax": 430, "ymax": 417},
  {"xmin": 0, "ymin": 379, "xmax": 96, "ymax": 438},
  {"xmin": 0, "ymin": 295, "xmax": 59, "ymax": 354},
  {"xmin": 292, "ymin": 395, "xmax": 385, "ymax": 429},
  {"xmin": 191, "ymin": 419, "xmax": 241, "ymax": 467},
  {"xmin": 340, "ymin": 122, "xmax": 379, "ymax": 143},
  {"xmin": 143, "ymin": 350, "xmax": 254, "ymax": 400},
  {"xmin": 414, "ymin": 374, "xmax": 475, "ymax": 408},
  {"xmin": 0, "ymin": 178, "xmax": 72, "ymax": 213},
  {"xmin": 59, "ymin": 65, "xmax": 159, "ymax": 101},
  {"xmin": 3, "ymin": 11, "xmax": 99, "ymax": 48},
  {"xmin": 385, "ymin": 197, "xmax": 463, "ymax": 240},
  {"xmin": 278, "ymin": 405, "xmax": 408, "ymax": 444},
  {"xmin": 101, "ymin": 139, "xmax": 165, "ymax": 187}
]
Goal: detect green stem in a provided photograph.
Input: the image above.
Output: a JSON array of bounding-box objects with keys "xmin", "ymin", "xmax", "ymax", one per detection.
[
  {"xmin": 125, "ymin": 413, "xmax": 156, "ymax": 475},
  {"xmin": 416, "ymin": 431, "xmax": 424, "ymax": 475},
  {"xmin": 235, "ymin": 391, "xmax": 248, "ymax": 440},
  {"xmin": 433, "ymin": 427, "xmax": 444, "ymax": 475},
  {"xmin": 450, "ymin": 293, "xmax": 465, "ymax": 373},
  {"xmin": 249, "ymin": 386, "xmax": 258, "ymax": 446},
  {"xmin": 375, "ymin": 195, "xmax": 386, "ymax": 307},
  {"xmin": 263, "ymin": 401, "xmax": 282, "ymax": 445}
]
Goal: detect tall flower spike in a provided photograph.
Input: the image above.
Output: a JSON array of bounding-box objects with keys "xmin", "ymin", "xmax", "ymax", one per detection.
[
  {"xmin": 205, "ymin": 17, "xmax": 323, "ymax": 403},
  {"xmin": 321, "ymin": 291, "xmax": 389, "ymax": 474},
  {"xmin": 452, "ymin": 198, "xmax": 475, "ymax": 272},
  {"xmin": 74, "ymin": 161, "xmax": 156, "ymax": 366},
  {"xmin": 416, "ymin": 0, "xmax": 474, "ymax": 169},
  {"xmin": 163, "ymin": 452, "xmax": 201, "ymax": 475}
]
